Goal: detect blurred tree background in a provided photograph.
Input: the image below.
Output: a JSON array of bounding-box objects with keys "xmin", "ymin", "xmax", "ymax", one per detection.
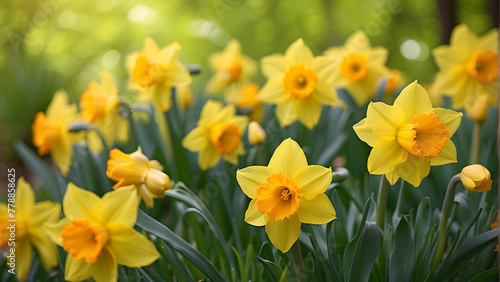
[{"xmin": 0, "ymin": 0, "xmax": 498, "ymax": 163}]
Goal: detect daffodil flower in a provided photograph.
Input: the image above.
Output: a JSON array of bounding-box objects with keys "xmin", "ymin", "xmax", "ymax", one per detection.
[
  {"xmin": 258, "ymin": 38, "xmax": 340, "ymax": 129},
  {"xmin": 206, "ymin": 39, "xmax": 257, "ymax": 94},
  {"xmin": 182, "ymin": 100, "xmax": 249, "ymax": 170},
  {"xmin": 127, "ymin": 37, "xmax": 192, "ymax": 112},
  {"xmin": 236, "ymin": 138, "xmax": 336, "ymax": 252},
  {"xmin": 225, "ymin": 82, "xmax": 264, "ymax": 122},
  {"xmin": 353, "ymin": 81, "xmax": 463, "ymax": 187},
  {"xmin": 0, "ymin": 178, "xmax": 60, "ymax": 281},
  {"xmin": 32, "ymin": 90, "xmax": 83, "ymax": 175},
  {"xmin": 45, "ymin": 184, "xmax": 160, "ymax": 282},
  {"xmin": 325, "ymin": 31, "xmax": 390, "ymax": 106},
  {"xmin": 80, "ymin": 71, "xmax": 129, "ymax": 152},
  {"xmin": 106, "ymin": 147, "xmax": 171, "ymax": 208},
  {"xmin": 432, "ymin": 24, "xmax": 498, "ymax": 108}
]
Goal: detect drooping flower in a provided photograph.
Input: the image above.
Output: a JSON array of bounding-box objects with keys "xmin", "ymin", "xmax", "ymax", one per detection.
[
  {"xmin": 353, "ymin": 81, "xmax": 463, "ymax": 187},
  {"xmin": 45, "ymin": 184, "xmax": 160, "ymax": 282},
  {"xmin": 80, "ymin": 71, "xmax": 129, "ymax": 153},
  {"xmin": 206, "ymin": 39, "xmax": 257, "ymax": 94},
  {"xmin": 248, "ymin": 121, "xmax": 266, "ymax": 145},
  {"xmin": 106, "ymin": 147, "xmax": 171, "ymax": 208},
  {"xmin": 325, "ymin": 31, "xmax": 390, "ymax": 106},
  {"xmin": 127, "ymin": 37, "xmax": 192, "ymax": 112},
  {"xmin": 236, "ymin": 138, "xmax": 336, "ymax": 252},
  {"xmin": 225, "ymin": 82, "xmax": 264, "ymax": 122},
  {"xmin": 460, "ymin": 164, "xmax": 492, "ymax": 192},
  {"xmin": 258, "ymin": 38, "xmax": 340, "ymax": 129},
  {"xmin": 0, "ymin": 178, "xmax": 60, "ymax": 281},
  {"xmin": 32, "ymin": 90, "xmax": 83, "ymax": 175},
  {"xmin": 182, "ymin": 100, "xmax": 249, "ymax": 170},
  {"xmin": 432, "ymin": 24, "xmax": 498, "ymax": 108}
]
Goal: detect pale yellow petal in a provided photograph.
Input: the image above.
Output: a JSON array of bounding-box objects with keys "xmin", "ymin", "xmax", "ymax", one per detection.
[
  {"xmin": 182, "ymin": 127, "xmax": 208, "ymax": 152},
  {"xmin": 284, "ymin": 38, "xmax": 314, "ymax": 65},
  {"xmin": 478, "ymin": 28, "xmax": 498, "ymax": 51},
  {"xmin": 261, "ymin": 54, "xmax": 287, "ymax": 78},
  {"xmin": 366, "ymin": 47, "xmax": 388, "ymax": 65},
  {"xmin": 16, "ymin": 177, "xmax": 34, "ymax": 217},
  {"xmin": 44, "ymin": 218, "xmax": 71, "ymax": 247},
  {"xmin": 65, "ymin": 255, "xmax": 93, "ymax": 281},
  {"xmin": 16, "ymin": 238, "xmax": 32, "ymax": 281},
  {"xmin": 366, "ymin": 102, "xmax": 405, "ymax": 139},
  {"xmin": 450, "ymin": 24, "xmax": 479, "ymax": 53},
  {"xmin": 312, "ymin": 56, "xmax": 338, "ymax": 83},
  {"xmin": 394, "ymin": 81, "xmax": 433, "ymax": 122},
  {"xmin": 165, "ymin": 61, "xmax": 192, "ymax": 87},
  {"xmin": 30, "ymin": 231, "xmax": 58, "ymax": 270},
  {"xmin": 385, "ymin": 171, "xmax": 400, "ymax": 185},
  {"xmin": 265, "ymin": 215, "xmax": 301, "ymax": 253},
  {"xmin": 237, "ymin": 166, "xmax": 277, "ymax": 198},
  {"xmin": 30, "ymin": 201, "xmax": 61, "ymax": 228},
  {"xmin": 313, "ymin": 81, "xmax": 339, "ymax": 107},
  {"xmin": 368, "ymin": 136, "xmax": 408, "ymax": 174},
  {"xmin": 275, "ymin": 99, "xmax": 297, "ymax": 127},
  {"xmin": 206, "ymin": 73, "xmax": 231, "ymax": 94},
  {"xmin": 100, "ymin": 187, "xmax": 138, "ymax": 227},
  {"xmin": 433, "ymin": 46, "xmax": 469, "ymax": 70},
  {"xmin": 51, "ymin": 141, "xmax": 73, "ymax": 176},
  {"xmin": 268, "ymin": 138, "xmax": 308, "ymax": 179},
  {"xmin": 144, "ymin": 37, "xmax": 161, "ymax": 60},
  {"xmin": 92, "ymin": 247, "xmax": 117, "ymax": 282},
  {"xmin": 107, "ymin": 222, "xmax": 160, "ymax": 267},
  {"xmin": 258, "ymin": 75, "xmax": 288, "ymax": 103},
  {"xmin": 159, "ymin": 41, "xmax": 181, "ymax": 64},
  {"xmin": 244, "ymin": 199, "xmax": 267, "ymax": 226},
  {"xmin": 294, "ymin": 165, "xmax": 332, "ymax": 200},
  {"xmin": 101, "ymin": 71, "xmax": 117, "ymax": 95},
  {"xmin": 200, "ymin": 100, "xmax": 224, "ymax": 124},
  {"xmin": 63, "ymin": 183, "xmax": 100, "ymax": 221},
  {"xmin": 430, "ymin": 141, "xmax": 457, "ymax": 166},
  {"xmin": 395, "ymin": 155, "xmax": 431, "ymax": 187},
  {"xmin": 353, "ymin": 118, "xmax": 378, "ymax": 147},
  {"xmin": 198, "ymin": 145, "xmax": 220, "ymax": 170},
  {"xmin": 345, "ymin": 31, "xmax": 371, "ymax": 52},
  {"xmin": 432, "ymin": 108, "xmax": 463, "ymax": 136},
  {"xmin": 294, "ymin": 97, "xmax": 322, "ymax": 129},
  {"xmin": 151, "ymin": 83, "xmax": 172, "ymax": 112},
  {"xmin": 297, "ymin": 194, "xmax": 336, "ymax": 224}
]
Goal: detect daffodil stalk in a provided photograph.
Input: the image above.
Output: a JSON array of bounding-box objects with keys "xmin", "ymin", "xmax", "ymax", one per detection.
[
  {"xmin": 117, "ymin": 99, "xmax": 138, "ymax": 148},
  {"xmin": 431, "ymin": 173, "xmax": 461, "ymax": 272},
  {"xmin": 375, "ymin": 175, "xmax": 390, "ymax": 229},
  {"xmin": 69, "ymin": 121, "xmax": 110, "ymax": 154},
  {"xmin": 291, "ymin": 241, "xmax": 307, "ymax": 282},
  {"xmin": 469, "ymin": 122, "xmax": 481, "ymax": 164}
]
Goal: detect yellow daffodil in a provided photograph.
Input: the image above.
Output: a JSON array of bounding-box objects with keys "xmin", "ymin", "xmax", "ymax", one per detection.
[
  {"xmin": 225, "ymin": 82, "xmax": 264, "ymax": 122},
  {"xmin": 325, "ymin": 31, "xmax": 390, "ymax": 106},
  {"xmin": 460, "ymin": 164, "xmax": 492, "ymax": 192},
  {"xmin": 465, "ymin": 93, "xmax": 491, "ymax": 123},
  {"xmin": 353, "ymin": 81, "xmax": 463, "ymax": 187},
  {"xmin": 80, "ymin": 71, "xmax": 129, "ymax": 153},
  {"xmin": 0, "ymin": 178, "xmax": 60, "ymax": 281},
  {"xmin": 248, "ymin": 121, "xmax": 266, "ymax": 145},
  {"xmin": 383, "ymin": 69, "xmax": 405, "ymax": 97},
  {"xmin": 182, "ymin": 100, "xmax": 248, "ymax": 170},
  {"xmin": 236, "ymin": 138, "xmax": 336, "ymax": 252},
  {"xmin": 127, "ymin": 37, "xmax": 192, "ymax": 112},
  {"xmin": 32, "ymin": 90, "xmax": 83, "ymax": 175},
  {"xmin": 258, "ymin": 38, "xmax": 340, "ymax": 129},
  {"xmin": 432, "ymin": 24, "xmax": 498, "ymax": 108},
  {"xmin": 45, "ymin": 184, "xmax": 160, "ymax": 282},
  {"xmin": 106, "ymin": 147, "xmax": 171, "ymax": 208},
  {"xmin": 206, "ymin": 39, "xmax": 257, "ymax": 94}
]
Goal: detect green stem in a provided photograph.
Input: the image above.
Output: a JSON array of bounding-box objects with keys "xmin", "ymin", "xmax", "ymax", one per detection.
[
  {"xmin": 431, "ymin": 174, "xmax": 461, "ymax": 273},
  {"xmin": 290, "ymin": 240, "xmax": 307, "ymax": 282},
  {"xmin": 470, "ymin": 122, "xmax": 482, "ymax": 164},
  {"xmin": 118, "ymin": 99, "xmax": 138, "ymax": 149},
  {"xmin": 376, "ymin": 175, "xmax": 390, "ymax": 229}
]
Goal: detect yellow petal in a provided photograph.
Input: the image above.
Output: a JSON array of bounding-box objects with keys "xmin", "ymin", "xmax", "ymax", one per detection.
[
  {"xmin": 258, "ymin": 75, "xmax": 288, "ymax": 103},
  {"xmin": 261, "ymin": 54, "xmax": 286, "ymax": 78},
  {"xmin": 295, "ymin": 97, "xmax": 322, "ymax": 129},
  {"xmin": 107, "ymin": 222, "xmax": 160, "ymax": 267},
  {"xmin": 353, "ymin": 118, "xmax": 378, "ymax": 147},
  {"xmin": 200, "ymin": 100, "xmax": 224, "ymax": 124},
  {"xmin": 394, "ymin": 81, "xmax": 433, "ymax": 122},
  {"xmin": 100, "ymin": 187, "xmax": 138, "ymax": 227},
  {"xmin": 165, "ymin": 61, "xmax": 192, "ymax": 87},
  {"xmin": 284, "ymin": 38, "xmax": 314, "ymax": 65},
  {"xmin": 450, "ymin": 24, "xmax": 479, "ymax": 53},
  {"xmin": 92, "ymin": 246, "xmax": 117, "ymax": 282},
  {"xmin": 144, "ymin": 37, "xmax": 161, "ymax": 60},
  {"xmin": 222, "ymin": 142, "xmax": 244, "ymax": 165},
  {"xmin": 151, "ymin": 83, "xmax": 172, "ymax": 112},
  {"xmin": 44, "ymin": 218, "xmax": 71, "ymax": 247},
  {"xmin": 244, "ymin": 199, "xmax": 267, "ymax": 226},
  {"xmin": 237, "ymin": 166, "xmax": 277, "ymax": 198},
  {"xmin": 63, "ymin": 183, "xmax": 100, "ymax": 221},
  {"xmin": 65, "ymin": 254, "xmax": 93, "ymax": 281},
  {"xmin": 345, "ymin": 31, "xmax": 371, "ymax": 52},
  {"xmin": 101, "ymin": 71, "xmax": 117, "ymax": 95},
  {"xmin": 313, "ymin": 81, "xmax": 339, "ymax": 107},
  {"xmin": 433, "ymin": 46, "xmax": 469, "ymax": 70},
  {"xmin": 368, "ymin": 136, "xmax": 408, "ymax": 174},
  {"xmin": 366, "ymin": 47, "xmax": 389, "ymax": 65},
  {"xmin": 385, "ymin": 171, "xmax": 400, "ymax": 185},
  {"xmin": 159, "ymin": 41, "xmax": 181, "ymax": 64},
  {"xmin": 16, "ymin": 238, "xmax": 32, "ymax": 281},
  {"xmin": 198, "ymin": 145, "xmax": 220, "ymax": 170},
  {"xmin": 478, "ymin": 28, "xmax": 498, "ymax": 51},
  {"xmin": 275, "ymin": 99, "xmax": 297, "ymax": 127},
  {"xmin": 30, "ymin": 201, "xmax": 61, "ymax": 228},
  {"xmin": 366, "ymin": 102, "xmax": 405, "ymax": 139},
  {"xmin": 268, "ymin": 138, "xmax": 308, "ymax": 179},
  {"xmin": 16, "ymin": 177, "xmax": 34, "ymax": 217},
  {"xmin": 182, "ymin": 127, "xmax": 209, "ymax": 152},
  {"xmin": 206, "ymin": 73, "xmax": 231, "ymax": 94},
  {"xmin": 297, "ymin": 194, "xmax": 336, "ymax": 224},
  {"xmin": 294, "ymin": 165, "xmax": 332, "ymax": 200},
  {"xmin": 265, "ymin": 215, "xmax": 301, "ymax": 253},
  {"xmin": 30, "ymin": 231, "xmax": 58, "ymax": 270},
  {"xmin": 395, "ymin": 155, "xmax": 431, "ymax": 187},
  {"xmin": 51, "ymin": 141, "xmax": 73, "ymax": 176},
  {"xmin": 430, "ymin": 141, "xmax": 458, "ymax": 166},
  {"xmin": 432, "ymin": 108, "xmax": 463, "ymax": 137},
  {"xmin": 312, "ymin": 56, "xmax": 338, "ymax": 83}
]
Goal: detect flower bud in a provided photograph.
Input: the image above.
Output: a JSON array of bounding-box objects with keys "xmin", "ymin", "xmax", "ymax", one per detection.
[
  {"xmin": 460, "ymin": 164, "xmax": 492, "ymax": 192},
  {"xmin": 465, "ymin": 94, "xmax": 490, "ymax": 123},
  {"xmin": 177, "ymin": 86, "xmax": 195, "ymax": 110},
  {"xmin": 248, "ymin": 121, "xmax": 266, "ymax": 145}
]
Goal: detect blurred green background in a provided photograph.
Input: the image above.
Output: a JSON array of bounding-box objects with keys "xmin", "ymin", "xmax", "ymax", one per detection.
[{"xmin": 0, "ymin": 0, "xmax": 497, "ymax": 163}]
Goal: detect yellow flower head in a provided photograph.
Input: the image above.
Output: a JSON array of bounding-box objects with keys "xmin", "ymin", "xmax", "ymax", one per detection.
[
  {"xmin": 258, "ymin": 38, "xmax": 340, "ymax": 129},
  {"xmin": 432, "ymin": 24, "xmax": 498, "ymax": 108},
  {"xmin": 0, "ymin": 178, "xmax": 61, "ymax": 281},
  {"xmin": 127, "ymin": 37, "xmax": 192, "ymax": 112},
  {"xmin": 236, "ymin": 138, "xmax": 336, "ymax": 252},
  {"xmin": 32, "ymin": 90, "xmax": 83, "ymax": 175},
  {"xmin": 325, "ymin": 31, "xmax": 390, "ymax": 106},
  {"xmin": 182, "ymin": 100, "xmax": 249, "ymax": 170},
  {"xmin": 248, "ymin": 121, "xmax": 267, "ymax": 145},
  {"xmin": 353, "ymin": 81, "xmax": 463, "ymax": 187},
  {"xmin": 45, "ymin": 184, "xmax": 160, "ymax": 282},
  {"xmin": 460, "ymin": 164, "xmax": 492, "ymax": 192},
  {"xmin": 80, "ymin": 71, "xmax": 129, "ymax": 152},
  {"xmin": 106, "ymin": 147, "xmax": 171, "ymax": 208},
  {"xmin": 225, "ymin": 82, "xmax": 264, "ymax": 122},
  {"xmin": 206, "ymin": 39, "xmax": 257, "ymax": 94}
]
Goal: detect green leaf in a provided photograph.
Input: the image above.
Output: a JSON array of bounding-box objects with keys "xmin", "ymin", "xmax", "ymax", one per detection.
[
  {"xmin": 389, "ymin": 217, "xmax": 415, "ymax": 282},
  {"xmin": 466, "ymin": 266, "xmax": 499, "ymax": 282},
  {"xmin": 138, "ymin": 267, "xmax": 167, "ymax": 282},
  {"xmin": 258, "ymin": 243, "xmax": 281, "ymax": 282},
  {"xmin": 348, "ymin": 221, "xmax": 381, "ymax": 282},
  {"xmin": 136, "ymin": 209, "xmax": 227, "ymax": 282}
]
